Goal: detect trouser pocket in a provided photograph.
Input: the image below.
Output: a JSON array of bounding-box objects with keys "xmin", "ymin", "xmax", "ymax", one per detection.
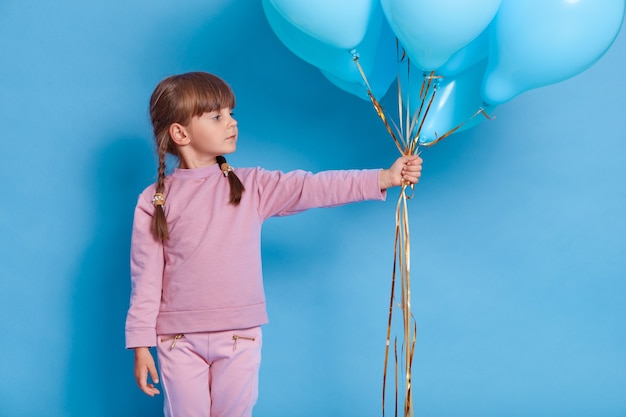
[
  {"xmin": 160, "ymin": 333, "xmax": 185, "ymax": 349},
  {"xmin": 232, "ymin": 333, "xmax": 256, "ymax": 351}
]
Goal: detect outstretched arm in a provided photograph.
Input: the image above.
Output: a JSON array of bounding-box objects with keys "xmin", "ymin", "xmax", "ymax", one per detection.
[{"xmin": 379, "ymin": 155, "xmax": 423, "ymax": 190}]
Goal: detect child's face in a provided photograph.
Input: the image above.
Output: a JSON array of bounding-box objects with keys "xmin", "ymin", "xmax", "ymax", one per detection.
[{"xmin": 182, "ymin": 108, "xmax": 238, "ymax": 164}]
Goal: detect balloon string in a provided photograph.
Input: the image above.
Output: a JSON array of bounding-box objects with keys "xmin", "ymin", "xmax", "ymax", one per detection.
[
  {"xmin": 382, "ymin": 217, "xmax": 400, "ymax": 417},
  {"xmin": 352, "ymin": 48, "xmax": 491, "ymax": 417},
  {"xmin": 414, "ymin": 74, "xmax": 439, "ymax": 141},
  {"xmin": 397, "ymin": 39, "xmax": 406, "ymax": 149},
  {"xmin": 352, "ymin": 52, "xmax": 404, "ymax": 155},
  {"xmin": 398, "ymin": 188, "xmax": 414, "ymax": 417},
  {"xmin": 383, "ymin": 187, "xmax": 416, "ymax": 417},
  {"xmin": 421, "ymin": 107, "xmax": 493, "ymax": 148},
  {"xmin": 394, "ymin": 338, "xmax": 399, "ymax": 417}
]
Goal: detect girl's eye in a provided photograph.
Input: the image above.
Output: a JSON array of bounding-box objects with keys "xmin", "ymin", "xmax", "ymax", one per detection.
[{"xmin": 230, "ymin": 112, "xmax": 235, "ymax": 117}]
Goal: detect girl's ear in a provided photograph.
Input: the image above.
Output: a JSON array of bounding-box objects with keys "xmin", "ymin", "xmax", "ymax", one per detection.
[{"xmin": 169, "ymin": 123, "xmax": 189, "ymax": 146}]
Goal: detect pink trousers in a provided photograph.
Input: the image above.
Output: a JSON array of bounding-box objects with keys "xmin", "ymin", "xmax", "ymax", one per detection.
[{"xmin": 157, "ymin": 326, "xmax": 262, "ymax": 417}]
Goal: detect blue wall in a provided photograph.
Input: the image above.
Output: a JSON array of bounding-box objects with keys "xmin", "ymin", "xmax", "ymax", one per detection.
[{"xmin": 1, "ymin": 1, "xmax": 624, "ymax": 416}]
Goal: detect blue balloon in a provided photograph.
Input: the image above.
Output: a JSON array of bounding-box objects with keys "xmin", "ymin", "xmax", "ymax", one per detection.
[
  {"xmin": 263, "ymin": 0, "xmax": 397, "ymax": 100},
  {"xmin": 320, "ymin": 71, "xmax": 372, "ymax": 101},
  {"xmin": 483, "ymin": 0, "xmax": 625, "ymax": 105},
  {"xmin": 263, "ymin": 0, "xmax": 360, "ymax": 81},
  {"xmin": 438, "ymin": 26, "xmax": 490, "ymax": 78},
  {"xmin": 268, "ymin": 0, "xmax": 377, "ymax": 49},
  {"xmin": 380, "ymin": 0, "xmax": 501, "ymax": 70},
  {"xmin": 400, "ymin": 60, "xmax": 495, "ymax": 144}
]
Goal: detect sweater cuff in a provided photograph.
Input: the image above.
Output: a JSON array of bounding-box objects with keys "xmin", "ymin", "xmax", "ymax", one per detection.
[
  {"xmin": 368, "ymin": 169, "xmax": 387, "ymax": 201},
  {"xmin": 125, "ymin": 327, "xmax": 157, "ymax": 349}
]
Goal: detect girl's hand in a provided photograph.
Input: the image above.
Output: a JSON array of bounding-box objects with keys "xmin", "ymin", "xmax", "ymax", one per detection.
[
  {"xmin": 380, "ymin": 155, "xmax": 423, "ymax": 190},
  {"xmin": 134, "ymin": 347, "xmax": 160, "ymax": 396}
]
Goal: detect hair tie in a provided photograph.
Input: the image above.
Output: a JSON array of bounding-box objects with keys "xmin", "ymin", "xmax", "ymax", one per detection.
[
  {"xmin": 152, "ymin": 193, "xmax": 165, "ymax": 207},
  {"xmin": 220, "ymin": 163, "xmax": 234, "ymax": 177},
  {"xmin": 216, "ymin": 155, "xmax": 234, "ymax": 177}
]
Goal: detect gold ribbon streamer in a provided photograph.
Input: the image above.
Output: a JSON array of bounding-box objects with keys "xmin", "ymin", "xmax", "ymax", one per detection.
[{"xmin": 352, "ymin": 49, "xmax": 491, "ymax": 417}]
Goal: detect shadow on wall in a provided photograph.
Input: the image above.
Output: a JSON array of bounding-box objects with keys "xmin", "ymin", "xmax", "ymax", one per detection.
[{"xmin": 65, "ymin": 136, "xmax": 161, "ymax": 417}]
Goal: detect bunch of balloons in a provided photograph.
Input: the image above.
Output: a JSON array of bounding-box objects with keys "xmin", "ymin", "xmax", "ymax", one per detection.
[
  {"xmin": 263, "ymin": 0, "xmax": 625, "ymax": 144},
  {"xmin": 263, "ymin": 3, "xmax": 624, "ymax": 416}
]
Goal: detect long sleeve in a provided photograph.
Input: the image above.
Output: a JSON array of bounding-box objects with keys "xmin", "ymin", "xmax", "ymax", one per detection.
[
  {"xmin": 125, "ymin": 192, "xmax": 164, "ymax": 348},
  {"xmin": 253, "ymin": 168, "xmax": 386, "ymax": 219}
]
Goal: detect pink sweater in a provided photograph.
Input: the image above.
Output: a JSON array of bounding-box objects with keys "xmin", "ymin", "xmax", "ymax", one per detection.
[{"xmin": 125, "ymin": 163, "xmax": 385, "ymax": 348}]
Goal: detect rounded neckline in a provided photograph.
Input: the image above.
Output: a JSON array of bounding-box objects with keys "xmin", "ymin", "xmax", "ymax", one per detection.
[{"xmin": 171, "ymin": 163, "xmax": 221, "ymax": 178}]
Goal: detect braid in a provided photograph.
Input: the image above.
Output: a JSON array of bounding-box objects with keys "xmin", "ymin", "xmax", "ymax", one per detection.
[
  {"xmin": 216, "ymin": 155, "xmax": 245, "ymax": 205},
  {"xmin": 151, "ymin": 135, "xmax": 170, "ymax": 240}
]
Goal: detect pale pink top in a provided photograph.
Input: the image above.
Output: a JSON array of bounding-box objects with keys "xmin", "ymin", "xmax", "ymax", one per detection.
[{"xmin": 125, "ymin": 163, "xmax": 385, "ymax": 348}]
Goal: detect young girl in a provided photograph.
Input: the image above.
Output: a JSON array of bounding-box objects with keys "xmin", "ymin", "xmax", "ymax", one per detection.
[{"xmin": 125, "ymin": 71, "xmax": 422, "ymax": 417}]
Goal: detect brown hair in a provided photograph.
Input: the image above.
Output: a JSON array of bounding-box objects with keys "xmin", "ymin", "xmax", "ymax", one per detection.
[{"xmin": 148, "ymin": 72, "xmax": 245, "ymax": 240}]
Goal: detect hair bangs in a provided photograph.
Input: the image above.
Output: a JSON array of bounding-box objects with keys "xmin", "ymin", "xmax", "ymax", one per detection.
[
  {"xmin": 195, "ymin": 82, "xmax": 235, "ymax": 116},
  {"xmin": 183, "ymin": 73, "xmax": 236, "ymax": 119}
]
